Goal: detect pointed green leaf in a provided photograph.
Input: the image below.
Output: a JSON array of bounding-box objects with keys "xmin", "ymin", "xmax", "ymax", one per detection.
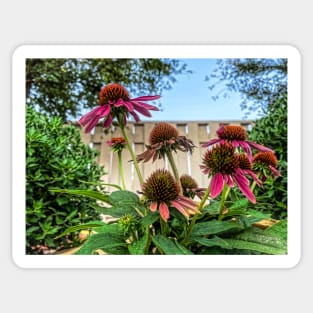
[
  {"xmin": 55, "ymin": 221, "xmax": 107, "ymax": 238},
  {"xmin": 140, "ymin": 212, "xmax": 160, "ymax": 227},
  {"xmin": 190, "ymin": 220, "xmax": 243, "ymax": 238},
  {"xmin": 193, "ymin": 236, "xmax": 232, "ymax": 249},
  {"xmin": 223, "ymin": 239, "xmax": 286, "ymax": 255},
  {"xmin": 49, "ymin": 189, "xmax": 111, "ymax": 204},
  {"xmin": 152, "ymin": 235, "xmax": 193, "ymax": 255},
  {"xmin": 109, "ymin": 190, "xmax": 140, "ymax": 207},
  {"xmin": 128, "ymin": 233, "xmax": 149, "ymax": 255},
  {"xmin": 75, "ymin": 232, "xmax": 128, "ymax": 255}
]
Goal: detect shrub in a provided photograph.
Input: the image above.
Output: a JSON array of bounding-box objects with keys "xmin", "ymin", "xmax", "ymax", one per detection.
[
  {"xmin": 247, "ymin": 94, "xmax": 288, "ymax": 219},
  {"xmin": 26, "ymin": 106, "xmax": 105, "ymax": 254}
]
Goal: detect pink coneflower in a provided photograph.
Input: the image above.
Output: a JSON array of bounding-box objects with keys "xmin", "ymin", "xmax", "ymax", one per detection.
[
  {"xmin": 136, "ymin": 122, "xmax": 195, "ymax": 163},
  {"xmin": 106, "ymin": 137, "xmax": 127, "ymax": 153},
  {"xmin": 253, "ymin": 151, "xmax": 281, "ymax": 181},
  {"xmin": 202, "ymin": 125, "xmax": 274, "ymax": 159},
  {"xmin": 200, "ymin": 143, "xmax": 256, "ymax": 203},
  {"xmin": 236, "ymin": 153, "xmax": 262, "ymax": 187},
  {"xmin": 142, "ymin": 169, "xmax": 199, "ymax": 222},
  {"xmin": 180, "ymin": 174, "xmax": 206, "ymax": 199},
  {"xmin": 79, "ymin": 83, "xmax": 160, "ymax": 133}
]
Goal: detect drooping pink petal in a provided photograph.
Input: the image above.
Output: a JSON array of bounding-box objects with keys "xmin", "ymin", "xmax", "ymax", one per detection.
[
  {"xmin": 245, "ymin": 169, "xmax": 263, "ymax": 187},
  {"xmin": 200, "ymin": 164, "xmax": 211, "ymax": 175},
  {"xmin": 79, "ymin": 105, "xmax": 110, "ymax": 127},
  {"xmin": 170, "ymin": 200, "xmax": 189, "ymax": 217},
  {"xmin": 216, "ymin": 125, "xmax": 225, "ymax": 138},
  {"xmin": 201, "ymin": 138, "xmax": 221, "ymax": 148},
  {"xmin": 269, "ymin": 165, "xmax": 281, "ymax": 177},
  {"xmin": 247, "ymin": 141, "xmax": 274, "ymax": 153},
  {"xmin": 114, "ymin": 98, "xmax": 125, "ymax": 107},
  {"xmin": 122, "ymin": 101, "xmax": 134, "ymax": 112},
  {"xmin": 232, "ymin": 140, "xmax": 239, "ymax": 147},
  {"xmin": 176, "ymin": 196, "xmax": 197, "ymax": 210},
  {"xmin": 84, "ymin": 115, "xmax": 101, "ymax": 133},
  {"xmin": 150, "ymin": 201, "xmax": 158, "ymax": 212},
  {"xmin": 131, "ymin": 101, "xmax": 159, "ymax": 111},
  {"xmin": 129, "ymin": 111, "xmax": 141, "ymax": 122},
  {"xmin": 239, "ymin": 141, "xmax": 252, "ymax": 158},
  {"xmin": 132, "ymin": 103, "xmax": 152, "ymax": 117},
  {"xmin": 224, "ymin": 174, "xmax": 234, "ymax": 188},
  {"xmin": 233, "ymin": 171, "xmax": 256, "ymax": 203},
  {"xmin": 103, "ymin": 114, "xmax": 113, "ymax": 128},
  {"xmin": 131, "ymin": 95, "xmax": 160, "ymax": 101},
  {"xmin": 159, "ymin": 202, "xmax": 170, "ymax": 222},
  {"xmin": 210, "ymin": 173, "xmax": 224, "ymax": 198}
]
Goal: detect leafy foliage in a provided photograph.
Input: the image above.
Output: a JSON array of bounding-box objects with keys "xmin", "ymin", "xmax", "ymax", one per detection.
[
  {"xmin": 207, "ymin": 58, "xmax": 287, "ymax": 117},
  {"xmin": 248, "ymin": 95, "xmax": 288, "ymax": 219},
  {"xmin": 26, "ymin": 58, "xmax": 190, "ymax": 121},
  {"xmin": 56, "ymin": 189, "xmax": 287, "ymax": 255},
  {"xmin": 26, "ymin": 106, "xmax": 105, "ymax": 254}
]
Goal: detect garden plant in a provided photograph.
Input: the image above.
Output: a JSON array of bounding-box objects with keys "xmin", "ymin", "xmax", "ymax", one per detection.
[{"xmin": 49, "ymin": 83, "xmax": 287, "ymax": 255}]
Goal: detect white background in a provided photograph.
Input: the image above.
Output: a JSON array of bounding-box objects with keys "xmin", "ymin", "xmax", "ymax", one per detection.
[{"xmin": 1, "ymin": 1, "xmax": 310, "ymax": 312}]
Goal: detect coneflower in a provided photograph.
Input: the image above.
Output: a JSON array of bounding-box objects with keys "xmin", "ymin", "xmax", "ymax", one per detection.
[
  {"xmin": 79, "ymin": 83, "xmax": 160, "ymax": 133},
  {"xmin": 202, "ymin": 124, "xmax": 273, "ymax": 159},
  {"xmin": 253, "ymin": 151, "xmax": 281, "ymax": 181},
  {"xmin": 142, "ymin": 169, "xmax": 198, "ymax": 222},
  {"xmin": 200, "ymin": 143, "xmax": 256, "ymax": 203}
]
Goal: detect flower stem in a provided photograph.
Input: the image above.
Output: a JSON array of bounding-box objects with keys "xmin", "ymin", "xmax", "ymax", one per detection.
[
  {"xmin": 182, "ymin": 184, "xmax": 211, "ymax": 246},
  {"xmin": 117, "ymin": 151, "xmax": 126, "ymax": 190},
  {"xmin": 250, "ymin": 181, "xmax": 257, "ymax": 192},
  {"xmin": 218, "ymin": 184, "xmax": 229, "ymax": 221},
  {"xmin": 120, "ymin": 126, "xmax": 144, "ymax": 186},
  {"xmin": 165, "ymin": 149, "xmax": 182, "ymax": 192}
]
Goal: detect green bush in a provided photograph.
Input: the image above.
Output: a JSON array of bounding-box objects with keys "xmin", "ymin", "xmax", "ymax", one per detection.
[
  {"xmin": 26, "ymin": 106, "xmax": 105, "ymax": 254},
  {"xmin": 248, "ymin": 94, "xmax": 288, "ymax": 219}
]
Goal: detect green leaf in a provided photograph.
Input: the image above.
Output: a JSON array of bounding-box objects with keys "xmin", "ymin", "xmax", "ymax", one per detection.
[
  {"xmin": 263, "ymin": 220, "xmax": 287, "ymax": 241},
  {"xmin": 190, "ymin": 220, "xmax": 243, "ymax": 238},
  {"xmin": 193, "ymin": 236, "xmax": 232, "ymax": 249},
  {"xmin": 55, "ymin": 221, "xmax": 107, "ymax": 238},
  {"xmin": 97, "ymin": 205, "xmax": 138, "ymax": 218},
  {"xmin": 128, "ymin": 233, "xmax": 149, "ymax": 255},
  {"xmin": 140, "ymin": 212, "xmax": 160, "ymax": 227},
  {"xmin": 109, "ymin": 190, "xmax": 140, "ymax": 207},
  {"xmin": 151, "ymin": 235, "xmax": 193, "ymax": 255},
  {"xmin": 75, "ymin": 232, "xmax": 128, "ymax": 255},
  {"xmin": 49, "ymin": 189, "xmax": 111, "ymax": 204},
  {"xmin": 223, "ymin": 239, "xmax": 286, "ymax": 255},
  {"xmin": 246, "ymin": 209, "xmax": 272, "ymax": 220}
]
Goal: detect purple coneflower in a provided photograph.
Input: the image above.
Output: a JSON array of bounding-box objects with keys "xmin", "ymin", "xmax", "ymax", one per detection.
[
  {"xmin": 106, "ymin": 137, "xmax": 127, "ymax": 153},
  {"xmin": 180, "ymin": 174, "xmax": 206, "ymax": 199},
  {"xmin": 236, "ymin": 153, "xmax": 262, "ymax": 187},
  {"xmin": 202, "ymin": 124, "xmax": 274, "ymax": 159},
  {"xmin": 79, "ymin": 83, "xmax": 160, "ymax": 133},
  {"xmin": 200, "ymin": 143, "xmax": 256, "ymax": 203},
  {"xmin": 253, "ymin": 151, "xmax": 281, "ymax": 181},
  {"xmin": 142, "ymin": 169, "xmax": 199, "ymax": 222},
  {"xmin": 136, "ymin": 122, "xmax": 195, "ymax": 163}
]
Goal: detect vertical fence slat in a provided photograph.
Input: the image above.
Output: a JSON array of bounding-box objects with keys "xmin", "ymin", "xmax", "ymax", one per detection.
[{"xmin": 76, "ymin": 121, "xmax": 252, "ymax": 192}]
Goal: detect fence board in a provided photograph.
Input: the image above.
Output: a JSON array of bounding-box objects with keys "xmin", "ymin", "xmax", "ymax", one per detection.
[{"xmin": 76, "ymin": 121, "xmax": 253, "ymax": 193}]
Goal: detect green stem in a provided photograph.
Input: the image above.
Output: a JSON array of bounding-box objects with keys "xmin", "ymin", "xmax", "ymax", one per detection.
[
  {"xmin": 183, "ymin": 184, "xmax": 211, "ymax": 246},
  {"xmin": 117, "ymin": 151, "xmax": 126, "ymax": 190},
  {"xmin": 165, "ymin": 149, "xmax": 182, "ymax": 192},
  {"xmin": 250, "ymin": 181, "xmax": 257, "ymax": 192},
  {"xmin": 218, "ymin": 184, "xmax": 229, "ymax": 221},
  {"xmin": 120, "ymin": 126, "xmax": 144, "ymax": 186}
]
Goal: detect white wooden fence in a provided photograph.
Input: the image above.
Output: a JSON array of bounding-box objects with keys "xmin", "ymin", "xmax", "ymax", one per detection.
[{"xmin": 78, "ymin": 121, "xmax": 253, "ymax": 192}]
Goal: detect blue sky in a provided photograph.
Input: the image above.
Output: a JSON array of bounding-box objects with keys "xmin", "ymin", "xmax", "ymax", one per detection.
[{"xmin": 143, "ymin": 58, "xmax": 257, "ymax": 122}]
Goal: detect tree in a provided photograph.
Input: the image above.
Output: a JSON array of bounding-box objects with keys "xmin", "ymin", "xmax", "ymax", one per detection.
[
  {"xmin": 207, "ymin": 58, "xmax": 287, "ymax": 117},
  {"xmin": 26, "ymin": 58, "xmax": 190, "ymax": 122}
]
